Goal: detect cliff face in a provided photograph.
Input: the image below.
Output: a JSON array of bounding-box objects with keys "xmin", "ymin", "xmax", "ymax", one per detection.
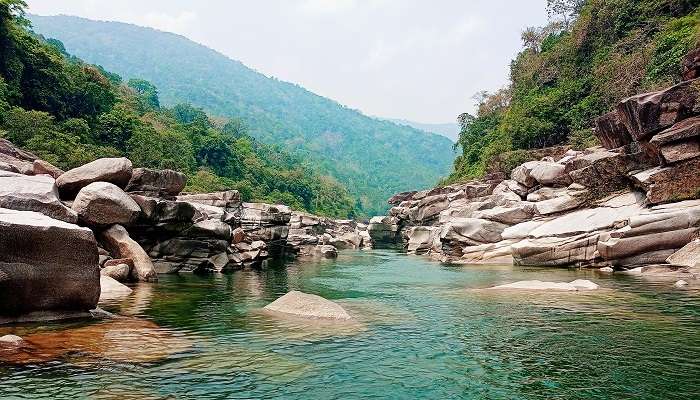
[
  {"xmin": 370, "ymin": 49, "xmax": 700, "ymax": 279},
  {"xmin": 0, "ymin": 139, "xmax": 370, "ymax": 323}
]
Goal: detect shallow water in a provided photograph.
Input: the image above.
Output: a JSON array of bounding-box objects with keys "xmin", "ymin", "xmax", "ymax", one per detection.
[{"xmin": 1, "ymin": 249, "xmax": 699, "ymax": 399}]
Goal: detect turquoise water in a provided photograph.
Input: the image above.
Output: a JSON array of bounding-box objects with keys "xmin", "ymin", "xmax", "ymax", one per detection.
[{"xmin": 1, "ymin": 249, "xmax": 699, "ymax": 399}]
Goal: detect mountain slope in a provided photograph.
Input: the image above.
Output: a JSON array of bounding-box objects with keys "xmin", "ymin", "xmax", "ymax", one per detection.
[
  {"xmin": 387, "ymin": 119, "xmax": 459, "ymax": 142},
  {"xmin": 29, "ymin": 14, "xmax": 455, "ymax": 215}
]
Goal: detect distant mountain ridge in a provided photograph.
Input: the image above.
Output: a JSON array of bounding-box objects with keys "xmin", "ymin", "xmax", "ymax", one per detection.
[
  {"xmin": 29, "ymin": 14, "xmax": 455, "ymax": 215},
  {"xmin": 386, "ymin": 119, "xmax": 459, "ymax": 142}
]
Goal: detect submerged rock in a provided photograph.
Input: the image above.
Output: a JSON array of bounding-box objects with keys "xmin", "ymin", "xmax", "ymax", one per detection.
[
  {"xmin": 0, "ymin": 335, "xmax": 24, "ymax": 347},
  {"xmin": 264, "ymin": 291, "xmax": 353, "ymax": 320},
  {"xmin": 99, "ymin": 275, "xmax": 133, "ymax": 302},
  {"xmin": 488, "ymin": 279, "xmax": 599, "ymax": 291}
]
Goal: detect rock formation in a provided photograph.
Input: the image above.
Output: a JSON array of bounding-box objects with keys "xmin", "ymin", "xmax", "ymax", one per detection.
[
  {"xmin": 372, "ymin": 48, "xmax": 700, "ymax": 278},
  {"xmin": 263, "ymin": 290, "xmax": 353, "ymax": 320}
]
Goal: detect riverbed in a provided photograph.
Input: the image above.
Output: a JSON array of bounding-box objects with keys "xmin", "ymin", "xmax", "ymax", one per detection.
[{"xmin": 1, "ymin": 249, "xmax": 699, "ymax": 399}]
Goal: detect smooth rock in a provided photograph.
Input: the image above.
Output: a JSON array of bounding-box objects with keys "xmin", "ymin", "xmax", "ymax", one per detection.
[
  {"xmin": 0, "ymin": 335, "xmax": 24, "ymax": 347},
  {"xmin": 0, "ymin": 171, "xmax": 78, "ymax": 223},
  {"xmin": 101, "ymin": 263, "xmax": 131, "ymax": 282},
  {"xmin": 264, "ymin": 291, "xmax": 352, "ymax": 320},
  {"xmin": 99, "ymin": 224, "xmax": 157, "ymax": 282},
  {"xmin": 0, "ymin": 208, "xmax": 99, "ymax": 322},
  {"xmin": 56, "ymin": 157, "xmax": 133, "ymax": 198},
  {"xmin": 666, "ymin": 239, "xmax": 700, "ymax": 267},
  {"xmin": 99, "ymin": 275, "xmax": 133, "ymax": 302},
  {"xmin": 530, "ymin": 162, "xmax": 571, "ymax": 187},
  {"xmin": 599, "ymin": 267, "xmax": 614, "ymax": 273},
  {"xmin": 488, "ymin": 280, "xmax": 577, "ymax": 291},
  {"xmin": 72, "ymin": 182, "xmax": 141, "ymax": 227},
  {"xmin": 674, "ymin": 280, "xmax": 689, "ymax": 287}
]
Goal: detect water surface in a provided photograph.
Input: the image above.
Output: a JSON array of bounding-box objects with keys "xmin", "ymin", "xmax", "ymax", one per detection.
[{"xmin": 1, "ymin": 249, "xmax": 699, "ymax": 399}]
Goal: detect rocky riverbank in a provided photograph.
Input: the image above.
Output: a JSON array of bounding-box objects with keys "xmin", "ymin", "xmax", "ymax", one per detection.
[
  {"xmin": 368, "ymin": 48, "xmax": 700, "ymax": 281},
  {"xmin": 0, "ymin": 142, "xmax": 370, "ymax": 324}
]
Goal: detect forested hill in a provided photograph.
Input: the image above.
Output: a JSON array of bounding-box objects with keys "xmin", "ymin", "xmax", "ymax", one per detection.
[
  {"xmin": 445, "ymin": 0, "xmax": 700, "ymax": 184},
  {"xmin": 29, "ymin": 14, "xmax": 455, "ymax": 215}
]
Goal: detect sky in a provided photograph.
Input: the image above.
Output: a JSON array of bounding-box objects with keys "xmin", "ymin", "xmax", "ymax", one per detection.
[{"xmin": 26, "ymin": 0, "xmax": 548, "ymax": 124}]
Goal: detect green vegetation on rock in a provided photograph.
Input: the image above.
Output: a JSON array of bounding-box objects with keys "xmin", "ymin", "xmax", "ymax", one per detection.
[
  {"xmin": 444, "ymin": 0, "xmax": 700, "ymax": 184},
  {"xmin": 0, "ymin": 0, "xmax": 357, "ymax": 218}
]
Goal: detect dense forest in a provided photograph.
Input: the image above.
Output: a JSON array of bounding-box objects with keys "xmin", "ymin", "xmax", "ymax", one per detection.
[
  {"xmin": 444, "ymin": 0, "xmax": 700, "ymax": 184},
  {"xmin": 28, "ymin": 14, "xmax": 456, "ymax": 215},
  {"xmin": 0, "ymin": 0, "xmax": 357, "ymax": 218}
]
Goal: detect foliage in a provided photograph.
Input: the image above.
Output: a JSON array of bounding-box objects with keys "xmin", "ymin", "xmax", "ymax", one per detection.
[
  {"xmin": 446, "ymin": 0, "xmax": 700, "ymax": 184},
  {"xmin": 28, "ymin": 14, "xmax": 456, "ymax": 215},
  {"xmin": 0, "ymin": 3, "xmax": 358, "ymax": 218}
]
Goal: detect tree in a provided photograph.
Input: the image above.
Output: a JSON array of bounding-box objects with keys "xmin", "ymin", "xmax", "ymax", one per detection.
[
  {"xmin": 546, "ymin": 0, "xmax": 585, "ymax": 29},
  {"xmin": 128, "ymin": 78, "xmax": 159, "ymax": 110}
]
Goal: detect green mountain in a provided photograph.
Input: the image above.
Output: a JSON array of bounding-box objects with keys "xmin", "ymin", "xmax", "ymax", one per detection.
[
  {"xmin": 387, "ymin": 118, "xmax": 459, "ymax": 142},
  {"xmin": 28, "ymin": 15, "xmax": 455, "ymax": 215}
]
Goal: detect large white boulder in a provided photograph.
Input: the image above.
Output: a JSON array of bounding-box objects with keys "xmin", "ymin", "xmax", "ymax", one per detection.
[
  {"xmin": 72, "ymin": 182, "xmax": 141, "ymax": 227},
  {"xmin": 56, "ymin": 157, "xmax": 133, "ymax": 198},
  {"xmin": 264, "ymin": 291, "xmax": 352, "ymax": 320},
  {"xmin": 0, "ymin": 208, "xmax": 100, "ymax": 323}
]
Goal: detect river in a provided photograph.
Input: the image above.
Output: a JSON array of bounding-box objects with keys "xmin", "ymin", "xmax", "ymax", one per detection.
[{"xmin": 1, "ymin": 249, "xmax": 699, "ymax": 399}]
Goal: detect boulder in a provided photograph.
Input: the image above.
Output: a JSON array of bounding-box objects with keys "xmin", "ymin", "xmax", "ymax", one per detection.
[
  {"xmin": 473, "ymin": 203, "xmax": 536, "ymax": 225},
  {"xmin": 440, "ymin": 218, "xmax": 507, "ymax": 246},
  {"xmin": 231, "ymin": 227, "xmax": 247, "ymax": 244},
  {"xmin": 488, "ymin": 279, "xmax": 598, "ymax": 291},
  {"xmin": 529, "ymin": 161, "xmax": 571, "ymax": 187},
  {"xmin": 511, "ymin": 161, "xmax": 539, "ymax": 187},
  {"xmin": 99, "ymin": 224, "xmax": 157, "ymax": 282},
  {"xmin": 406, "ymin": 226, "xmax": 440, "ymax": 254},
  {"xmin": 368, "ymin": 215, "xmax": 400, "ymax": 243},
  {"xmin": 0, "ymin": 335, "xmax": 24, "ymax": 348},
  {"xmin": 594, "ymin": 111, "xmax": 633, "ymax": 149},
  {"xmin": 72, "ymin": 182, "xmax": 141, "ymax": 227},
  {"xmin": 0, "ymin": 171, "xmax": 78, "ymax": 223},
  {"xmin": 534, "ymin": 193, "xmax": 586, "ymax": 215},
  {"xmin": 0, "ymin": 138, "xmax": 36, "ymax": 174},
  {"xmin": 186, "ymin": 219, "xmax": 232, "ymax": 240},
  {"xmin": 101, "ymin": 263, "xmax": 131, "ymax": 282},
  {"xmin": 125, "ymin": 168, "xmax": 187, "ymax": 197},
  {"xmin": 681, "ymin": 47, "xmax": 700, "ymax": 81},
  {"xmin": 0, "ymin": 208, "xmax": 100, "ymax": 323},
  {"xmin": 667, "ymin": 239, "xmax": 700, "ymax": 267},
  {"xmin": 616, "ymin": 78, "xmax": 700, "ymax": 140},
  {"xmin": 512, "ymin": 232, "xmax": 602, "ymax": 267},
  {"xmin": 32, "ymin": 159, "xmax": 63, "ymax": 179},
  {"xmin": 263, "ymin": 291, "xmax": 352, "ymax": 320},
  {"xmin": 99, "ymin": 275, "xmax": 133, "ymax": 302},
  {"xmin": 313, "ymin": 245, "xmax": 339, "ymax": 258},
  {"xmin": 56, "ymin": 157, "xmax": 133, "ymax": 198},
  {"xmin": 632, "ymin": 158, "xmax": 700, "ymax": 204},
  {"xmin": 649, "ymin": 117, "xmax": 700, "ymax": 164},
  {"xmin": 675, "ymin": 280, "xmax": 689, "ymax": 288}
]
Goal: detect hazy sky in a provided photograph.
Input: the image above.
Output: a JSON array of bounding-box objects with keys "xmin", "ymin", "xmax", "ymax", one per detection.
[{"xmin": 26, "ymin": 0, "xmax": 548, "ymax": 124}]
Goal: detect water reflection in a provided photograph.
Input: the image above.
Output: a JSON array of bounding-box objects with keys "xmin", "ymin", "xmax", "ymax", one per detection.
[{"xmin": 0, "ymin": 250, "xmax": 698, "ymax": 399}]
